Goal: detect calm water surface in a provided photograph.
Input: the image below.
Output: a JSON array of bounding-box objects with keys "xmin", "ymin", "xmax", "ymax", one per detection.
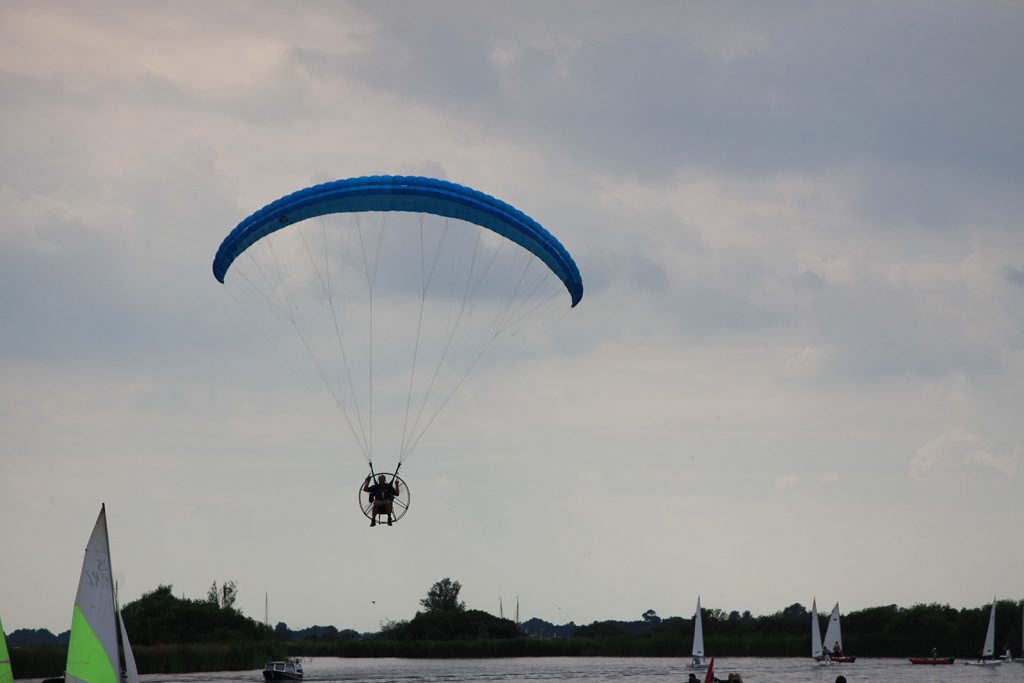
[{"xmin": 116, "ymin": 657, "xmax": 1024, "ymax": 683}]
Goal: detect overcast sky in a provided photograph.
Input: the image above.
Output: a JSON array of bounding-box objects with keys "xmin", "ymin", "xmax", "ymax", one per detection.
[{"xmin": 2, "ymin": 1, "xmax": 1022, "ymax": 636}]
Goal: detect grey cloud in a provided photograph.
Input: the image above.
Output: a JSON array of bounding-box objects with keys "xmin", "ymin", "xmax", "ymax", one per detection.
[
  {"xmin": 321, "ymin": 3, "xmax": 1024, "ymax": 182},
  {"xmin": 670, "ymin": 282, "xmax": 788, "ymax": 338},
  {"xmin": 805, "ymin": 279, "xmax": 1002, "ymax": 379},
  {"xmin": 624, "ymin": 254, "xmax": 669, "ymax": 294},
  {"xmin": 1005, "ymin": 266, "xmax": 1024, "ymax": 287},
  {"xmin": 792, "ymin": 270, "xmax": 826, "ymax": 292},
  {"xmin": 0, "ymin": 145, "xmax": 243, "ymax": 370}
]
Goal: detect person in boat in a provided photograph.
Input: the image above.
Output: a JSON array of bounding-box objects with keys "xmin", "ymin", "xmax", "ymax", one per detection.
[
  {"xmin": 687, "ymin": 675, "xmax": 700, "ymax": 683},
  {"xmin": 831, "ymin": 643, "xmax": 843, "ymax": 656},
  {"xmin": 363, "ymin": 474, "xmax": 400, "ymax": 526},
  {"xmin": 710, "ymin": 674, "xmax": 742, "ymax": 683}
]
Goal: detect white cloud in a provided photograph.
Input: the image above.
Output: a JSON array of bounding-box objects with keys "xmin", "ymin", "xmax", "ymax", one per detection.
[{"xmin": 910, "ymin": 427, "xmax": 1017, "ymax": 479}]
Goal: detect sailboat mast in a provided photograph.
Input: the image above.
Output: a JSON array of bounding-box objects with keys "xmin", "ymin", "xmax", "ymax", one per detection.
[
  {"xmin": 102, "ymin": 505, "xmax": 128, "ymax": 676},
  {"xmin": 113, "ymin": 580, "xmax": 125, "ymax": 672}
]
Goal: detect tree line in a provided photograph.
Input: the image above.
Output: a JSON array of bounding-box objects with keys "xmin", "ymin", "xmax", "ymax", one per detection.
[
  {"xmin": 545, "ymin": 599, "xmax": 1022, "ymax": 658},
  {"xmin": 7, "ymin": 579, "xmax": 1022, "ymax": 673}
]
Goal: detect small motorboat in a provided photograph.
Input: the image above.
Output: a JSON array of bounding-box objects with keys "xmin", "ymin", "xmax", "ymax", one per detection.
[
  {"xmin": 263, "ymin": 657, "xmax": 303, "ymax": 681},
  {"xmin": 909, "ymin": 657, "xmax": 955, "ymax": 665}
]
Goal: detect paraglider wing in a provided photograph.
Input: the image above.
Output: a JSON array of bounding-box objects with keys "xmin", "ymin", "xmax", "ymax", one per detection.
[
  {"xmin": 213, "ymin": 175, "xmax": 583, "ymax": 307},
  {"xmin": 211, "ymin": 173, "xmax": 583, "ymax": 476}
]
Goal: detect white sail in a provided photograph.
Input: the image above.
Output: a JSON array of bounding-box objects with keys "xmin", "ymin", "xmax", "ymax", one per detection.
[
  {"xmin": 113, "ymin": 583, "xmax": 139, "ymax": 683},
  {"xmin": 981, "ymin": 599, "xmax": 996, "ymax": 658},
  {"xmin": 1, "ymin": 613, "xmax": 13, "ymax": 683},
  {"xmin": 117, "ymin": 610, "xmax": 139, "ymax": 683},
  {"xmin": 66, "ymin": 506, "xmax": 120, "ymax": 683},
  {"xmin": 822, "ymin": 603, "xmax": 843, "ymax": 654},
  {"xmin": 65, "ymin": 505, "xmax": 136, "ymax": 683},
  {"xmin": 692, "ymin": 596, "xmax": 705, "ymax": 660},
  {"xmin": 811, "ymin": 599, "xmax": 824, "ymax": 658}
]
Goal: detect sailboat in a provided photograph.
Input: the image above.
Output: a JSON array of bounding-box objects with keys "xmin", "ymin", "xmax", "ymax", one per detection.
[
  {"xmin": 1, "ymin": 613, "xmax": 13, "ymax": 683},
  {"xmin": 811, "ymin": 599, "xmax": 831, "ymax": 666},
  {"xmin": 821, "ymin": 603, "xmax": 856, "ymax": 663},
  {"xmin": 963, "ymin": 598, "xmax": 1001, "ymax": 666},
  {"xmin": 689, "ymin": 596, "xmax": 706, "ymax": 669},
  {"xmin": 56, "ymin": 504, "xmax": 141, "ymax": 683}
]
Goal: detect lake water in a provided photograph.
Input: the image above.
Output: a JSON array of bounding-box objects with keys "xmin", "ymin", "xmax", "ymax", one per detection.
[{"xmin": 72, "ymin": 656, "xmax": 1022, "ymax": 683}]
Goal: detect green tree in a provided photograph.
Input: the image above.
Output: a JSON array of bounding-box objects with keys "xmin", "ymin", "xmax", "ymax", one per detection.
[
  {"xmin": 221, "ymin": 580, "xmax": 238, "ymax": 610},
  {"xmin": 573, "ymin": 621, "xmax": 630, "ymax": 638},
  {"xmin": 206, "ymin": 580, "xmax": 238, "ymax": 609},
  {"xmin": 420, "ymin": 578, "xmax": 465, "ymax": 614},
  {"xmin": 121, "ymin": 584, "xmax": 269, "ymax": 645},
  {"xmin": 380, "ymin": 610, "xmax": 519, "ymax": 642}
]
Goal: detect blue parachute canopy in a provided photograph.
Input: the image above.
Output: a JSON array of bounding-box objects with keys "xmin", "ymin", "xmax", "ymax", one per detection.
[{"xmin": 213, "ymin": 175, "xmax": 583, "ymax": 306}]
